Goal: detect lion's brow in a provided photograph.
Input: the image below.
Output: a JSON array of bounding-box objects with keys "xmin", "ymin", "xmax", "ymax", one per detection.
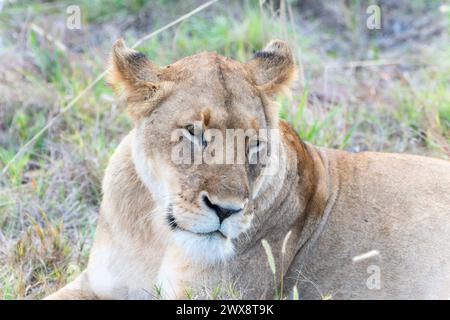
[
  {"xmin": 251, "ymin": 118, "xmax": 260, "ymax": 130},
  {"xmin": 201, "ymin": 109, "xmax": 211, "ymax": 126},
  {"xmin": 215, "ymin": 57, "xmax": 232, "ymax": 109}
]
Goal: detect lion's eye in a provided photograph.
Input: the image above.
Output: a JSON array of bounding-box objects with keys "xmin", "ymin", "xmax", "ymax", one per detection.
[
  {"xmin": 184, "ymin": 124, "xmax": 207, "ymax": 148},
  {"xmin": 248, "ymin": 138, "xmax": 266, "ymax": 159},
  {"xmin": 186, "ymin": 124, "xmax": 195, "ymax": 136}
]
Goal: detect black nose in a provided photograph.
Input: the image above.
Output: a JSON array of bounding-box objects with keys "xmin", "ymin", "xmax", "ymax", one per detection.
[{"xmin": 202, "ymin": 195, "xmax": 242, "ymax": 223}]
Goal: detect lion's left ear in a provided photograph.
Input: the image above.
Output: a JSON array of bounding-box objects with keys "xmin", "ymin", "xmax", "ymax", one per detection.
[
  {"xmin": 107, "ymin": 38, "xmax": 173, "ymax": 119},
  {"xmin": 246, "ymin": 40, "xmax": 297, "ymax": 96}
]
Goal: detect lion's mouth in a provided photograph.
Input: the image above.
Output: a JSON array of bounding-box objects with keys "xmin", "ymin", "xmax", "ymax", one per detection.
[{"xmin": 167, "ymin": 213, "xmax": 227, "ymax": 239}]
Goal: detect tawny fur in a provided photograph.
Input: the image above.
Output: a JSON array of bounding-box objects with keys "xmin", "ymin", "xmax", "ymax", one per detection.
[{"xmin": 45, "ymin": 39, "xmax": 450, "ymax": 300}]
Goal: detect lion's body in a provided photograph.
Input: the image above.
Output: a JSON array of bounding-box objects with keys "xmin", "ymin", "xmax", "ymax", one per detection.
[
  {"xmin": 47, "ymin": 123, "xmax": 450, "ymax": 300},
  {"xmin": 294, "ymin": 148, "xmax": 450, "ymax": 299},
  {"xmin": 46, "ymin": 40, "xmax": 450, "ymax": 300}
]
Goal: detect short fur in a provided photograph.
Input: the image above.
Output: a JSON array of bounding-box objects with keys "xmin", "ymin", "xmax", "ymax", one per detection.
[{"xmin": 46, "ymin": 40, "xmax": 450, "ymax": 300}]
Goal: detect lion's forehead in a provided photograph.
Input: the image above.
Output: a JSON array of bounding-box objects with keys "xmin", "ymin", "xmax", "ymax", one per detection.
[
  {"xmin": 162, "ymin": 52, "xmax": 257, "ymax": 95},
  {"xmin": 157, "ymin": 52, "xmax": 265, "ymax": 125}
]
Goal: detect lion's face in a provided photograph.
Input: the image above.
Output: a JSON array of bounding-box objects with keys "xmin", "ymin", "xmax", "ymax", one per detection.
[{"xmin": 108, "ymin": 39, "xmax": 296, "ymax": 263}]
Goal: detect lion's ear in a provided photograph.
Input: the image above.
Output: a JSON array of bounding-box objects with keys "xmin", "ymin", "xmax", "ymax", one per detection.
[
  {"xmin": 107, "ymin": 38, "xmax": 173, "ymax": 119},
  {"xmin": 246, "ymin": 40, "xmax": 297, "ymax": 96}
]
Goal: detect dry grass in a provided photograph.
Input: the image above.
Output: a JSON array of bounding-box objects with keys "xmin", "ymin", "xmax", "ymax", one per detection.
[{"xmin": 0, "ymin": 0, "xmax": 449, "ymax": 299}]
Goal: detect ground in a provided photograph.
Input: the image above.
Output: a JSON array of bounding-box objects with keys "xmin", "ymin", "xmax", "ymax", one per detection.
[{"xmin": 0, "ymin": 0, "xmax": 449, "ymax": 299}]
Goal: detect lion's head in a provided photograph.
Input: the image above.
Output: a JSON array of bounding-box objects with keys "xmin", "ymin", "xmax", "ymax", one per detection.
[{"xmin": 108, "ymin": 39, "xmax": 296, "ymax": 263}]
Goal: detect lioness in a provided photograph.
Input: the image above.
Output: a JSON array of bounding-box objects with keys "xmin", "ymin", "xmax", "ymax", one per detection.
[{"xmin": 46, "ymin": 39, "xmax": 450, "ymax": 300}]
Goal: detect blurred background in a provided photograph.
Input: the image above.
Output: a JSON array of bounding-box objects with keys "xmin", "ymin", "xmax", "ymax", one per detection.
[{"xmin": 0, "ymin": 0, "xmax": 449, "ymax": 299}]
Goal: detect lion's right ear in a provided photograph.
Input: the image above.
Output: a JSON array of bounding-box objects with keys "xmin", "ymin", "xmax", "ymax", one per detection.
[{"xmin": 107, "ymin": 38, "xmax": 173, "ymax": 119}]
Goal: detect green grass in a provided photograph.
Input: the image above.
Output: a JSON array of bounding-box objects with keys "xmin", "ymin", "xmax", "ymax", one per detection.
[{"xmin": 0, "ymin": 0, "xmax": 449, "ymax": 299}]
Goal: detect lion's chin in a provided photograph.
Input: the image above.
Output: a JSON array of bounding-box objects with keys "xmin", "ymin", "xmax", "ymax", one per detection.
[{"xmin": 172, "ymin": 229, "xmax": 235, "ymax": 264}]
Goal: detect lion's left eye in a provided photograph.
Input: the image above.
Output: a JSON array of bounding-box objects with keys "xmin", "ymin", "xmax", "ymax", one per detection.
[{"xmin": 248, "ymin": 138, "xmax": 266, "ymax": 159}]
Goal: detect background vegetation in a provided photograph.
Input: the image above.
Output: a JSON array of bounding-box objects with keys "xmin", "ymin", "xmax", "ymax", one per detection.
[{"xmin": 0, "ymin": 0, "xmax": 449, "ymax": 299}]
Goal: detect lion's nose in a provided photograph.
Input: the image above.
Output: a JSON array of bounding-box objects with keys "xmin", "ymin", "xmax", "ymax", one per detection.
[{"xmin": 201, "ymin": 193, "xmax": 247, "ymax": 223}]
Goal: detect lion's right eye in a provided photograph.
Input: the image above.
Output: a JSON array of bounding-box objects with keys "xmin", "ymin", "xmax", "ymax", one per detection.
[
  {"xmin": 186, "ymin": 124, "xmax": 195, "ymax": 136},
  {"xmin": 183, "ymin": 124, "xmax": 207, "ymax": 148}
]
